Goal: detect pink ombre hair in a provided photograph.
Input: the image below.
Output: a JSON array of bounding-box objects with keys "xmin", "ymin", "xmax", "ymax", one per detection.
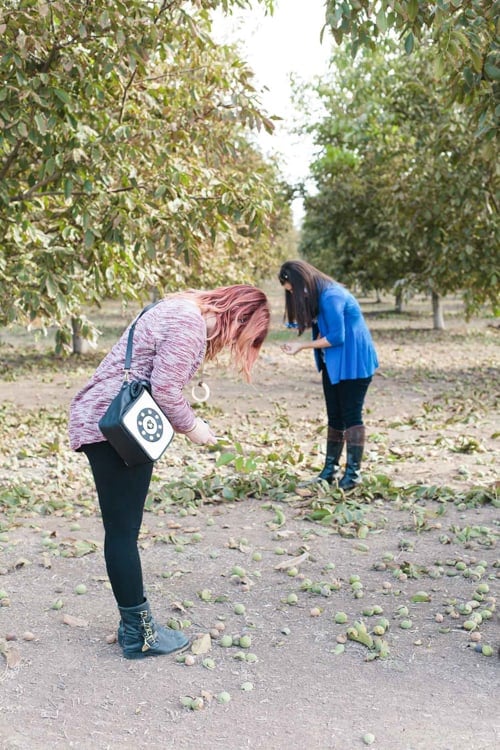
[{"xmin": 180, "ymin": 285, "xmax": 270, "ymax": 381}]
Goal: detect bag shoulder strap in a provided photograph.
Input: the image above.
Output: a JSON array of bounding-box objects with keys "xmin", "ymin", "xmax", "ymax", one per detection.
[{"xmin": 124, "ymin": 301, "xmax": 160, "ymax": 377}]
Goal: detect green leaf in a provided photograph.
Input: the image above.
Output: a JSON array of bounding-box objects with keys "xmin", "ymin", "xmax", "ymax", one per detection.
[
  {"xmin": 484, "ymin": 61, "xmax": 500, "ymax": 82},
  {"xmin": 407, "ymin": 0, "xmax": 419, "ymax": 22},
  {"xmin": 45, "ymin": 274, "xmax": 58, "ymax": 298},
  {"xmin": 216, "ymin": 452, "xmax": 236, "ymax": 467},
  {"xmin": 154, "ymin": 185, "xmax": 167, "ymax": 198},
  {"xmin": 44, "ymin": 157, "xmax": 56, "ymax": 176},
  {"xmin": 469, "ymin": 50, "xmax": 483, "ymax": 75},
  {"xmin": 99, "ymin": 10, "xmax": 110, "ymax": 29},
  {"xmin": 376, "ymin": 9, "xmax": 387, "ymax": 33},
  {"xmin": 463, "ymin": 67, "xmax": 475, "ymax": 90},
  {"xmin": 53, "ymin": 88, "xmax": 71, "ymax": 105},
  {"xmin": 64, "ymin": 179, "xmax": 73, "ymax": 200},
  {"xmin": 34, "ymin": 113, "xmax": 47, "ymax": 135},
  {"xmin": 404, "ymin": 32, "xmax": 415, "ymax": 55},
  {"xmin": 84, "ymin": 229, "xmax": 95, "ymax": 249}
]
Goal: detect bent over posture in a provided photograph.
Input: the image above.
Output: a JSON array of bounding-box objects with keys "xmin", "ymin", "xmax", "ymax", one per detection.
[
  {"xmin": 278, "ymin": 260, "xmax": 378, "ymax": 490},
  {"xmin": 69, "ymin": 285, "xmax": 270, "ymax": 658}
]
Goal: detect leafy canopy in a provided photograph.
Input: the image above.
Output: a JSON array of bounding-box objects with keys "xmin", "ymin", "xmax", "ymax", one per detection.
[
  {"xmin": 0, "ymin": 0, "xmax": 290, "ymax": 348},
  {"xmin": 324, "ymin": 1, "xmax": 499, "ymax": 139},
  {"xmin": 299, "ymin": 41, "xmax": 499, "ymax": 317}
]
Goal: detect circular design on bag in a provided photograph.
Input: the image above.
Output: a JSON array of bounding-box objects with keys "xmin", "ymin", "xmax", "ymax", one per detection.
[{"xmin": 137, "ymin": 408, "xmax": 164, "ymax": 442}]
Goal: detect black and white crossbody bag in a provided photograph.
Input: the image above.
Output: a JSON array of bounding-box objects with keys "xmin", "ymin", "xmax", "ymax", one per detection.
[{"xmin": 98, "ymin": 303, "xmax": 174, "ymax": 466}]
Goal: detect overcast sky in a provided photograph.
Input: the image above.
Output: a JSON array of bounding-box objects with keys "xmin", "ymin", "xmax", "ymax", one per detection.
[{"xmin": 212, "ymin": 0, "xmax": 333, "ymax": 222}]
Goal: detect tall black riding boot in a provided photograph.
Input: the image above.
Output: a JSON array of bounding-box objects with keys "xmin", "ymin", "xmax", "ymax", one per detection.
[
  {"xmin": 118, "ymin": 599, "xmax": 190, "ymax": 660},
  {"xmin": 299, "ymin": 428, "xmax": 345, "ymax": 485},
  {"xmin": 338, "ymin": 425, "xmax": 365, "ymax": 491},
  {"xmin": 318, "ymin": 427, "xmax": 345, "ymax": 482}
]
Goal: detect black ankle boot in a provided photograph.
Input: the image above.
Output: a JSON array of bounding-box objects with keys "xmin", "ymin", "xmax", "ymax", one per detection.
[
  {"xmin": 118, "ymin": 599, "xmax": 190, "ymax": 659},
  {"xmin": 117, "ymin": 590, "xmax": 145, "ymax": 645},
  {"xmin": 338, "ymin": 425, "xmax": 365, "ymax": 491}
]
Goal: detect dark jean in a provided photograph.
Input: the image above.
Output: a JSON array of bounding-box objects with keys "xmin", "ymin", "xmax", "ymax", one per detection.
[
  {"xmin": 82, "ymin": 441, "xmax": 153, "ymax": 608},
  {"xmin": 321, "ymin": 366, "xmax": 372, "ymax": 431}
]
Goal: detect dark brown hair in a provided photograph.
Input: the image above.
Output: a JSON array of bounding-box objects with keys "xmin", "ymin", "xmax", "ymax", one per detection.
[{"xmin": 278, "ymin": 260, "xmax": 333, "ymax": 334}]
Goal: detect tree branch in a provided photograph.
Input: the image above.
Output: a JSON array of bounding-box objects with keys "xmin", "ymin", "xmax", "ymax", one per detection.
[
  {"xmin": 154, "ymin": 0, "xmax": 176, "ymax": 24},
  {"xmin": 9, "ymin": 183, "xmax": 148, "ymax": 202},
  {"xmin": 118, "ymin": 68, "xmax": 138, "ymax": 125},
  {"xmin": 0, "ymin": 140, "xmax": 23, "ymax": 182},
  {"xmin": 9, "ymin": 171, "xmax": 63, "ymax": 202},
  {"xmin": 118, "ymin": 0, "xmax": 177, "ymax": 122}
]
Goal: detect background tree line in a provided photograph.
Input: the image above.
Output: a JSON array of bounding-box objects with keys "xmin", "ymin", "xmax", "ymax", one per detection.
[
  {"xmin": 1, "ymin": 0, "xmax": 498, "ymax": 351},
  {"xmin": 299, "ymin": 1, "xmax": 498, "ymax": 327},
  {"xmin": 0, "ymin": 0, "xmax": 291, "ymax": 351}
]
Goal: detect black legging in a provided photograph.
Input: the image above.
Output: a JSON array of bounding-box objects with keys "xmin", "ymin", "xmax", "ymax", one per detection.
[
  {"xmin": 82, "ymin": 441, "xmax": 153, "ymax": 608},
  {"xmin": 321, "ymin": 366, "xmax": 372, "ymax": 431}
]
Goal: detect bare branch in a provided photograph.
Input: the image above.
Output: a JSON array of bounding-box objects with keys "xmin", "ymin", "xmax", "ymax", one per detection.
[{"xmin": 118, "ymin": 68, "xmax": 138, "ymax": 125}]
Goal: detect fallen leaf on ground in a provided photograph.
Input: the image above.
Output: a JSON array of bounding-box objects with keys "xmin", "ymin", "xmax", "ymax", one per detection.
[
  {"xmin": 294, "ymin": 487, "xmax": 313, "ymax": 497},
  {"xmin": 191, "ymin": 633, "xmax": 211, "ymax": 655},
  {"xmin": 61, "ymin": 613, "xmax": 89, "ymax": 628},
  {"xmin": 0, "ymin": 640, "xmax": 22, "ymax": 669},
  {"xmin": 274, "ymin": 551, "xmax": 310, "ymax": 571}
]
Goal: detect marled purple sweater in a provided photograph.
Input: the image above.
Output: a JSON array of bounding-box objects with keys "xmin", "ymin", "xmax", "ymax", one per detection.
[{"xmin": 68, "ymin": 297, "xmax": 206, "ymax": 451}]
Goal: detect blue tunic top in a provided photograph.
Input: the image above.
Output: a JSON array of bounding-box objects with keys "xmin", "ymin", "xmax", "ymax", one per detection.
[{"xmin": 312, "ymin": 283, "xmax": 379, "ymax": 385}]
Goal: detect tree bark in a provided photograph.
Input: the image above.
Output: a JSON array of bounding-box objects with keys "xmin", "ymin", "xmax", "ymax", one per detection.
[
  {"xmin": 431, "ymin": 290, "xmax": 445, "ymax": 330},
  {"xmin": 395, "ymin": 288, "xmax": 403, "ymax": 313},
  {"xmin": 71, "ymin": 317, "xmax": 90, "ymax": 354}
]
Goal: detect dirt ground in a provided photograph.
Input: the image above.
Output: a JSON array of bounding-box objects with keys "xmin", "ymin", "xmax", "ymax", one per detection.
[{"xmin": 0, "ymin": 289, "xmax": 499, "ymax": 750}]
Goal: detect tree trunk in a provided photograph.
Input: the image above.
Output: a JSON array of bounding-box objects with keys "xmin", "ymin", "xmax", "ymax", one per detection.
[
  {"xmin": 395, "ymin": 288, "xmax": 403, "ymax": 313},
  {"xmin": 431, "ymin": 290, "xmax": 445, "ymax": 330},
  {"xmin": 71, "ymin": 317, "xmax": 90, "ymax": 354}
]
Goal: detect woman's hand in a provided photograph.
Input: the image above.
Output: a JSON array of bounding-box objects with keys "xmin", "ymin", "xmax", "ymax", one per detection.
[
  {"xmin": 281, "ymin": 336, "xmax": 330, "ymax": 355},
  {"xmin": 184, "ymin": 417, "xmax": 218, "ymax": 445},
  {"xmin": 281, "ymin": 341, "xmax": 303, "ymax": 356}
]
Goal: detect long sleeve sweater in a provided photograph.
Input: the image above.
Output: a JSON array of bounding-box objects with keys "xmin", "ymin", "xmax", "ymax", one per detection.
[
  {"xmin": 312, "ymin": 283, "xmax": 379, "ymax": 384},
  {"xmin": 68, "ymin": 297, "xmax": 206, "ymax": 451}
]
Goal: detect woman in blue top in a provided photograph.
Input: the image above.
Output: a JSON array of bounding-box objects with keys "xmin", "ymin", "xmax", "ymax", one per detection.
[{"xmin": 279, "ymin": 260, "xmax": 379, "ymax": 490}]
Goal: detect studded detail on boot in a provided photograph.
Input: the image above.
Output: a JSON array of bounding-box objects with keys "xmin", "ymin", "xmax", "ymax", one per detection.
[
  {"xmin": 118, "ymin": 599, "xmax": 190, "ymax": 659},
  {"xmin": 117, "ymin": 619, "xmax": 124, "ymax": 646}
]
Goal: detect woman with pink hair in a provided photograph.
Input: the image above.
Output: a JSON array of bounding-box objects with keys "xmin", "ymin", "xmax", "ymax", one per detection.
[{"xmin": 69, "ymin": 285, "xmax": 270, "ymax": 659}]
